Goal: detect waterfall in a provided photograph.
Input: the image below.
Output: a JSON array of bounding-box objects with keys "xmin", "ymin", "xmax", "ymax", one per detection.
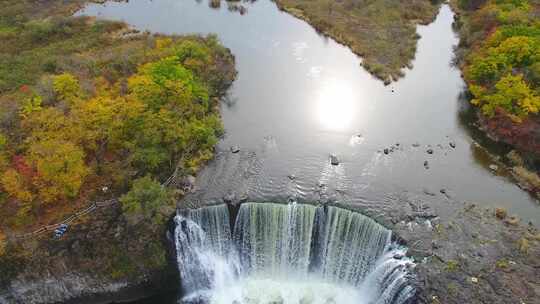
[
  {"xmin": 234, "ymin": 202, "xmax": 317, "ymax": 277},
  {"xmin": 174, "ymin": 205, "xmax": 240, "ymax": 302},
  {"xmin": 174, "ymin": 203, "xmax": 415, "ymax": 304}
]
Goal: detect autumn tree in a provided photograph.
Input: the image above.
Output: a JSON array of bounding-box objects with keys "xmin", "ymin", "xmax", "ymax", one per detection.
[
  {"xmin": 28, "ymin": 139, "xmax": 90, "ymax": 204},
  {"xmin": 0, "ymin": 36, "xmax": 234, "ymax": 225},
  {"xmin": 53, "ymin": 73, "xmax": 82, "ymax": 104},
  {"xmin": 470, "ymin": 74, "xmax": 540, "ymax": 119},
  {"xmin": 463, "ymin": 1, "xmax": 540, "ymax": 124},
  {"xmin": 1, "ymin": 167, "xmax": 34, "ymax": 203}
]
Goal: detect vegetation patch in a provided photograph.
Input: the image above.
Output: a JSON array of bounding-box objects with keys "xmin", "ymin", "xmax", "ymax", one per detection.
[
  {"xmin": 453, "ymin": 0, "xmax": 540, "ymax": 171},
  {"xmin": 445, "ymin": 259, "xmax": 460, "ymax": 272},
  {"xmin": 0, "ymin": 1, "xmax": 236, "ymax": 238},
  {"xmin": 274, "ymin": 0, "xmax": 443, "ymax": 83}
]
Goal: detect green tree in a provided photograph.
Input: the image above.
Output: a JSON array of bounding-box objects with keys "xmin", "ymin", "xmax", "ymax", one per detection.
[
  {"xmin": 128, "ymin": 56, "xmax": 209, "ymax": 111},
  {"xmin": 120, "ymin": 176, "xmax": 171, "ymax": 224}
]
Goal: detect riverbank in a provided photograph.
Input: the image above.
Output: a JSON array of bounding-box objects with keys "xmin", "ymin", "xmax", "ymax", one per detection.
[
  {"xmin": 274, "ymin": 0, "xmax": 443, "ymax": 83},
  {"xmin": 449, "ymin": 0, "xmax": 540, "ymax": 198}
]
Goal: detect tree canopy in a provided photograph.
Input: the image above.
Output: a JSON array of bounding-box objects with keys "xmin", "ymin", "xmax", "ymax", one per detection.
[
  {"xmin": 461, "ymin": 0, "xmax": 540, "ymax": 121},
  {"xmin": 0, "ymin": 37, "xmax": 235, "ymax": 226}
]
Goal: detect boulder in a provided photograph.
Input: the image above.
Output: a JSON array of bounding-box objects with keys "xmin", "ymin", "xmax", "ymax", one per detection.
[
  {"xmin": 330, "ymin": 154, "xmax": 339, "ymax": 166},
  {"xmin": 495, "ymin": 208, "xmax": 507, "ymax": 220}
]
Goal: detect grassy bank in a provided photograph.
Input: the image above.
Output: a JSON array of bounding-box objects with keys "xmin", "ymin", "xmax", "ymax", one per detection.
[
  {"xmin": 0, "ymin": 0, "xmax": 236, "ymax": 241},
  {"xmin": 274, "ymin": 0, "xmax": 443, "ymax": 83}
]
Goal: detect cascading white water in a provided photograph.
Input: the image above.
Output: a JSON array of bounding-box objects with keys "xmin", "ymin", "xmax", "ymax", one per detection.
[{"xmin": 174, "ymin": 203, "xmax": 415, "ymax": 304}]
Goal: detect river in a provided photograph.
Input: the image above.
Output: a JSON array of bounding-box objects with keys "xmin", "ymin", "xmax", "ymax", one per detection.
[{"xmin": 77, "ymin": 0, "xmax": 539, "ymax": 225}]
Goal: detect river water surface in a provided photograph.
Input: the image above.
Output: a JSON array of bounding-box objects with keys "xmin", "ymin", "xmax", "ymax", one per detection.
[{"xmin": 78, "ymin": 0, "xmax": 539, "ymax": 223}]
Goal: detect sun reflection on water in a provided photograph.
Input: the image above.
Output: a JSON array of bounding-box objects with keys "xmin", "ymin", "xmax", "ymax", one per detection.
[{"xmin": 316, "ymin": 80, "xmax": 358, "ymax": 131}]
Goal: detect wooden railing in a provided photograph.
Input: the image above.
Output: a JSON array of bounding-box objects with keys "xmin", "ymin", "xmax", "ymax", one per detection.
[
  {"xmin": 13, "ymin": 199, "xmax": 118, "ymax": 240},
  {"xmin": 10, "ymin": 163, "xmax": 184, "ymax": 241}
]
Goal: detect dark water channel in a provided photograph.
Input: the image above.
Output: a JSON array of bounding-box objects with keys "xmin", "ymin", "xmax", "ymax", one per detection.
[{"xmin": 78, "ymin": 0, "xmax": 539, "ymax": 224}]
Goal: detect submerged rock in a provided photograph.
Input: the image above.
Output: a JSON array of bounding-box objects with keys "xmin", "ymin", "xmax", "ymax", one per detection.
[
  {"xmin": 424, "ymin": 160, "xmax": 429, "ymax": 169},
  {"xmin": 238, "ymin": 193, "xmax": 249, "ymax": 203},
  {"xmin": 423, "ymin": 188, "xmax": 436, "ymax": 196},
  {"xmin": 384, "ymin": 148, "xmax": 390, "ymax": 155},
  {"xmin": 230, "ymin": 145, "xmax": 240, "ymax": 153},
  {"xmin": 330, "ymin": 154, "xmax": 339, "ymax": 166},
  {"xmin": 495, "ymin": 208, "xmax": 507, "ymax": 220},
  {"xmin": 181, "ymin": 175, "xmax": 196, "ymax": 192},
  {"xmin": 426, "ymin": 148, "xmax": 434, "ymax": 155},
  {"xmin": 504, "ymin": 216, "xmax": 520, "ymax": 226},
  {"xmin": 449, "ymin": 141, "xmax": 456, "ymax": 149},
  {"xmin": 223, "ymin": 193, "xmax": 235, "ymax": 204}
]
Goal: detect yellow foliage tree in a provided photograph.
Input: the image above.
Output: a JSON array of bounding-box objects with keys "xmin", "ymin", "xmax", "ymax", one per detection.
[
  {"xmin": 53, "ymin": 73, "xmax": 82, "ymax": 104},
  {"xmin": 1, "ymin": 169, "xmax": 34, "ymax": 203},
  {"xmin": 471, "ymin": 74, "xmax": 540, "ymax": 120},
  {"xmin": 22, "ymin": 107, "xmax": 73, "ymax": 143},
  {"xmin": 28, "ymin": 139, "xmax": 90, "ymax": 204},
  {"xmin": 155, "ymin": 37, "xmax": 173, "ymax": 49}
]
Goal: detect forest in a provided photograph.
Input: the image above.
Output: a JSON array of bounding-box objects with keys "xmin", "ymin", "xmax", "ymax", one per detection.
[
  {"xmin": 457, "ymin": 0, "xmax": 540, "ymax": 121},
  {"xmin": 0, "ymin": 0, "xmax": 236, "ymax": 243}
]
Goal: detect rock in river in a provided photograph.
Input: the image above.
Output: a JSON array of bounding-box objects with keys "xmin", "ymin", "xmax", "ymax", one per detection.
[
  {"xmin": 330, "ymin": 154, "xmax": 340, "ymax": 166},
  {"xmin": 230, "ymin": 145, "xmax": 240, "ymax": 153}
]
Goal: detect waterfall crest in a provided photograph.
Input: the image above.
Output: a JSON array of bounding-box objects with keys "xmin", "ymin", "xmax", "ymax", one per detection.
[
  {"xmin": 174, "ymin": 203, "xmax": 415, "ymax": 304},
  {"xmin": 234, "ymin": 202, "xmax": 317, "ymax": 277}
]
